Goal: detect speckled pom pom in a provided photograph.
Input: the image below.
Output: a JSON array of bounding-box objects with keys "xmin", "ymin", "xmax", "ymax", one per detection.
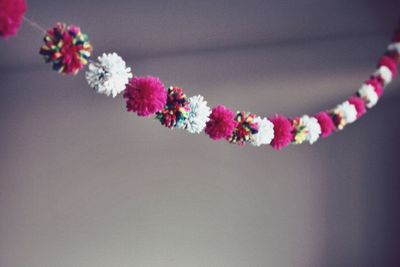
[
  {"xmin": 86, "ymin": 52, "xmax": 132, "ymax": 97},
  {"xmin": 205, "ymin": 105, "xmax": 237, "ymax": 140},
  {"xmin": 184, "ymin": 95, "xmax": 211, "ymax": 134},
  {"xmin": 314, "ymin": 112, "xmax": 335, "ymax": 138},
  {"xmin": 0, "ymin": 0, "xmax": 26, "ymax": 39},
  {"xmin": 291, "ymin": 115, "xmax": 321, "ymax": 145},
  {"xmin": 156, "ymin": 86, "xmax": 190, "ymax": 128},
  {"xmin": 228, "ymin": 111, "xmax": 259, "ymax": 145},
  {"xmin": 269, "ymin": 114, "xmax": 293, "ymax": 150},
  {"xmin": 124, "ymin": 76, "xmax": 167, "ymax": 117},
  {"xmin": 250, "ymin": 117, "xmax": 274, "ymax": 146},
  {"xmin": 39, "ymin": 23, "xmax": 93, "ymax": 75}
]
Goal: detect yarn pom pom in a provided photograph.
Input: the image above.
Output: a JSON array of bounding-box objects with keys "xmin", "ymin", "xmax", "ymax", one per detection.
[
  {"xmin": 39, "ymin": 23, "xmax": 92, "ymax": 75},
  {"xmin": 123, "ymin": 76, "xmax": 167, "ymax": 117},
  {"xmin": 250, "ymin": 117, "xmax": 274, "ymax": 146},
  {"xmin": 228, "ymin": 111, "xmax": 259, "ymax": 145},
  {"xmin": 86, "ymin": 52, "xmax": 132, "ymax": 97},
  {"xmin": 358, "ymin": 83, "xmax": 379, "ymax": 108},
  {"xmin": 156, "ymin": 86, "xmax": 189, "ymax": 128},
  {"xmin": 314, "ymin": 112, "xmax": 335, "ymax": 138},
  {"xmin": 378, "ymin": 55, "xmax": 398, "ymax": 77},
  {"xmin": 205, "ymin": 105, "xmax": 237, "ymax": 140},
  {"xmin": 366, "ymin": 78, "xmax": 383, "ymax": 97},
  {"xmin": 184, "ymin": 95, "xmax": 211, "ymax": 134},
  {"xmin": 331, "ymin": 101, "xmax": 357, "ymax": 130},
  {"xmin": 269, "ymin": 114, "xmax": 293, "ymax": 150},
  {"xmin": 0, "ymin": 0, "xmax": 26, "ymax": 39},
  {"xmin": 348, "ymin": 96, "xmax": 366, "ymax": 119},
  {"xmin": 291, "ymin": 115, "xmax": 321, "ymax": 145}
]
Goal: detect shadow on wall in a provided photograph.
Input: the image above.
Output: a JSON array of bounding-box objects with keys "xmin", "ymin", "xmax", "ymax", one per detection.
[{"xmin": 321, "ymin": 87, "xmax": 400, "ymax": 266}]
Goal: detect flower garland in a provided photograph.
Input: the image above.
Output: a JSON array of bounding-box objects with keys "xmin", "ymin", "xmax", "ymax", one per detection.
[{"xmin": 1, "ymin": 0, "xmax": 399, "ymax": 150}]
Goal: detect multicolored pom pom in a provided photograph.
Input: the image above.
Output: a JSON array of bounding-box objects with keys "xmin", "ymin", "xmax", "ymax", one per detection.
[
  {"xmin": 0, "ymin": 0, "xmax": 26, "ymax": 39},
  {"xmin": 331, "ymin": 101, "xmax": 357, "ymax": 130},
  {"xmin": 250, "ymin": 117, "xmax": 274, "ymax": 146},
  {"xmin": 227, "ymin": 111, "xmax": 259, "ymax": 145},
  {"xmin": 314, "ymin": 112, "xmax": 335, "ymax": 138},
  {"xmin": 205, "ymin": 105, "xmax": 237, "ymax": 140},
  {"xmin": 86, "ymin": 52, "xmax": 132, "ymax": 97},
  {"xmin": 184, "ymin": 95, "xmax": 211, "ymax": 134},
  {"xmin": 39, "ymin": 23, "xmax": 93, "ymax": 75},
  {"xmin": 124, "ymin": 76, "xmax": 167, "ymax": 117},
  {"xmin": 291, "ymin": 115, "xmax": 321, "ymax": 145},
  {"xmin": 269, "ymin": 114, "xmax": 293, "ymax": 150},
  {"xmin": 156, "ymin": 86, "xmax": 190, "ymax": 128}
]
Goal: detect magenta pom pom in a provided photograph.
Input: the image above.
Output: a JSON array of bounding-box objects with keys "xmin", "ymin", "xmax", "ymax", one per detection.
[
  {"xmin": 314, "ymin": 112, "xmax": 335, "ymax": 138},
  {"xmin": 269, "ymin": 114, "xmax": 293, "ymax": 150},
  {"xmin": 124, "ymin": 76, "xmax": 167, "ymax": 117},
  {"xmin": 378, "ymin": 56, "xmax": 398, "ymax": 77},
  {"xmin": 348, "ymin": 96, "xmax": 366, "ymax": 119},
  {"xmin": 0, "ymin": 0, "xmax": 26, "ymax": 39},
  {"xmin": 205, "ymin": 105, "xmax": 237, "ymax": 140},
  {"xmin": 365, "ymin": 78, "xmax": 384, "ymax": 97}
]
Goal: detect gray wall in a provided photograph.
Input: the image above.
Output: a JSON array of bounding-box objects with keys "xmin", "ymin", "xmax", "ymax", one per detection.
[{"xmin": 1, "ymin": 1, "xmax": 400, "ymax": 266}]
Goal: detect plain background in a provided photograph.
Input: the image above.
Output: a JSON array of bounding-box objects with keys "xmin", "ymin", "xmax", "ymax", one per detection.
[{"xmin": 1, "ymin": 0, "xmax": 400, "ymax": 266}]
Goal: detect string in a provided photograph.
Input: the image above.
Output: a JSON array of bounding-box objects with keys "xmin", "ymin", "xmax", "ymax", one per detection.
[{"xmin": 23, "ymin": 16, "xmax": 46, "ymax": 34}]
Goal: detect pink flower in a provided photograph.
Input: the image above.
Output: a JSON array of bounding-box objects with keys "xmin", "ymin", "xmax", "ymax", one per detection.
[
  {"xmin": 348, "ymin": 96, "xmax": 366, "ymax": 119},
  {"xmin": 314, "ymin": 112, "xmax": 335, "ymax": 138},
  {"xmin": 0, "ymin": 0, "xmax": 27, "ymax": 39},
  {"xmin": 205, "ymin": 105, "xmax": 237, "ymax": 140},
  {"xmin": 269, "ymin": 114, "xmax": 293, "ymax": 150},
  {"xmin": 124, "ymin": 76, "xmax": 167, "ymax": 117}
]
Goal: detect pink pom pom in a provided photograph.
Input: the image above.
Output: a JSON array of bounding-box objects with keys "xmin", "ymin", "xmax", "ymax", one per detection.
[
  {"xmin": 123, "ymin": 76, "xmax": 167, "ymax": 117},
  {"xmin": 365, "ymin": 78, "xmax": 383, "ymax": 97},
  {"xmin": 378, "ymin": 55, "xmax": 398, "ymax": 77},
  {"xmin": 0, "ymin": 0, "xmax": 26, "ymax": 39},
  {"xmin": 269, "ymin": 114, "xmax": 293, "ymax": 150},
  {"xmin": 314, "ymin": 112, "xmax": 335, "ymax": 138},
  {"xmin": 348, "ymin": 96, "xmax": 366, "ymax": 119},
  {"xmin": 205, "ymin": 105, "xmax": 237, "ymax": 140}
]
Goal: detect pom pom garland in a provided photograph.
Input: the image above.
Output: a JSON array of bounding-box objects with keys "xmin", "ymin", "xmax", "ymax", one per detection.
[
  {"xmin": 250, "ymin": 117, "xmax": 274, "ymax": 146},
  {"xmin": 269, "ymin": 115, "xmax": 293, "ymax": 150},
  {"xmin": 3, "ymin": 14, "xmax": 400, "ymax": 150},
  {"xmin": 39, "ymin": 23, "xmax": 93, "ymax": 75},
  {"xmin": 228, "ymin": 111, "xmax": 259, "ymax": 145},
  {"xmin": 156, "ymin": 86, "xmax": 189, "ymax": 128},
  {"xmin": 0, "ymin": 0, "xmax": 26, "ymax": 39},
  {"xmin": 314, "ymin": 112, "xmax": 335, "ymax": 138},
  {"xmin": 123, "ymin": 76, "xmax": 167, "ymax": 117},
  {"xmin": 205, "ymin": 105, "xmax": 237, "ymax": 140},
  {"xmin": 184, "ymin": 95, "xmax": 211, "ymax": 134},
  {"xmin": 86, "ymin": 52, "xmax": 132, "ymax": 97}
]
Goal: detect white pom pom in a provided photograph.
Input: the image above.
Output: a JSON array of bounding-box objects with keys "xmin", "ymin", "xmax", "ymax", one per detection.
[
  {"xmin": 374, "ymin": 65, "xmax": 393, "ymax": 86},
  {"xmin": 86, "ymin": 52, "xmax": 132, "ymax": 97},
  {"xmin": 302, "ymin": 115, "xmax": 321, "ymax": 144},
  {"xmin": 251, "ymin": 117, "xmax": 274, "ymax": 146},
  {"xmin": 337, "ymin": 101, "xmax": 357, "ymax": 124},
  {"xmin": 358, "ymin": 84, "xmax": 378, "ymax": 108},
  {"xmin": 388, "ymin": 43, "xmax": 400, "ymax": 54},
  {"xmin": 184, "ymin": 95, "xmax": 211, "ymax": 134}
]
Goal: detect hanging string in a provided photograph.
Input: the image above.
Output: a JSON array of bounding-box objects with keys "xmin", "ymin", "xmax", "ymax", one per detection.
[{"xmin": 23, "ymin": 16, "xmax": 46, "ymax": 34}]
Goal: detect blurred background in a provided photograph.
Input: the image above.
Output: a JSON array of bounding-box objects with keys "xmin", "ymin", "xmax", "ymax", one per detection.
[{"xmin": 1, "ymin": 0, "xmax": 400, "ymax": 266}]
